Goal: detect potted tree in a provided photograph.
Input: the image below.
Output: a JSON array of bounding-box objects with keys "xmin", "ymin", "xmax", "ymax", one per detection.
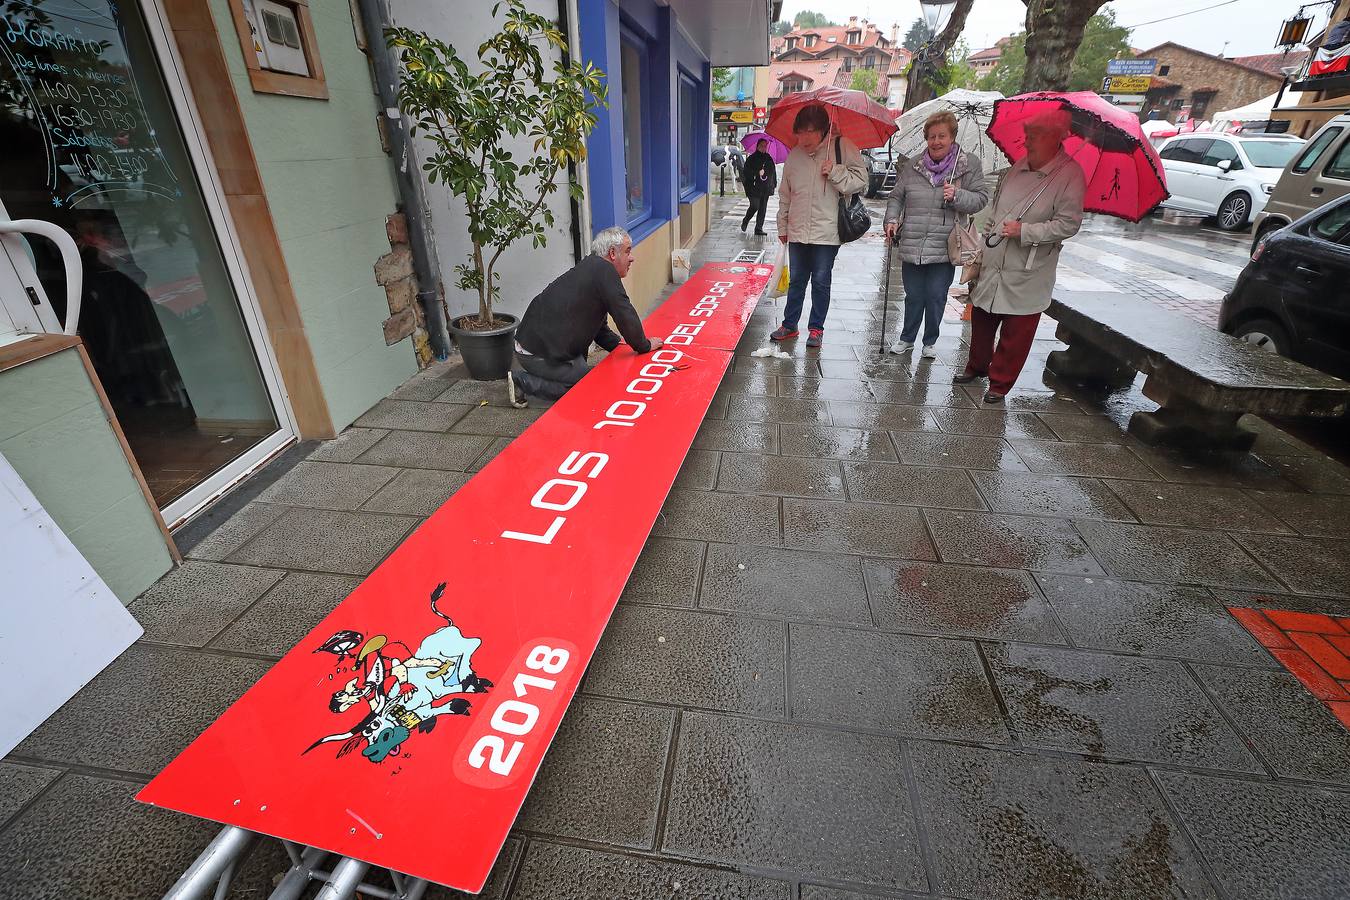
[{"xmin": 388, "ymin": 1, "xmax": 606, "ymax": 380}]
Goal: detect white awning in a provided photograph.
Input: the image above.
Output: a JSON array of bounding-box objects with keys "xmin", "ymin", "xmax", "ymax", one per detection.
[{"xmin": 1210, "ymin": 92, "xmax": 1281, "ymax": 127}]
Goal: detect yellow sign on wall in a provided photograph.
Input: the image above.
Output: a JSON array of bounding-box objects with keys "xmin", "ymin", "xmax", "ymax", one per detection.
[
  {"xmin": 730, "ymin": 110, "xmax": 755, "ymax": 124},
  {"xmin": 1106, "ymin": 75, "xmax": 1152, "ymax": 94}
]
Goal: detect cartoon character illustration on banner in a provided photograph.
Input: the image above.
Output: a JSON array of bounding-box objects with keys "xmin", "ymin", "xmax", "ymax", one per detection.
[{"xmin": 306, "ymin": 582, "xmax": 494, "ymax": 765}]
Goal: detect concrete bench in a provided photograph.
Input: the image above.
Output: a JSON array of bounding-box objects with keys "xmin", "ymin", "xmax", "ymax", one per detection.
[{"xmin": 1044, "ymin": 291, "xmax": 1350, "ymax": 450}]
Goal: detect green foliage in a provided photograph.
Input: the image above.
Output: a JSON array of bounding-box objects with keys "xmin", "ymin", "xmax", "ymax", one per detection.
[
  {"xmin": 849, "ymin": 67, "xmax": 879, "ymax": 97},
  {"xmin": 770, "ymin": 19, "xmax": 792, "ymax": 36},
  {"xmin": 793, "ymin": 10, "xmax": 836, "ymax": 28},
  {"xmin": 934, "ymin": 39, "xmax": 980, "ymax": 92},
  {"xmin": 978, "ymin": 12, "xmax": 1130, "ymax": 94},
  {"xmin": 1065, "ymin": 9, "xmax": 1132, "ymax": 92},
  {"xmin": 903, "ymin": 18, "xmax": 934, "ymax": 52},
  {"xmin": 387, "ymin": 0, "xmax": 606, "ymax": 326},
  {"xmin": 712, "ymin": 67, "xmax": 734, "ymax": 102}
]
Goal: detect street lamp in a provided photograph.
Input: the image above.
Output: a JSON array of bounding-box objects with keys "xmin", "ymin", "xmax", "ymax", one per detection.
[{"xmin": 919, "ymin": 0, "xmax": 957, "ymax": 33}]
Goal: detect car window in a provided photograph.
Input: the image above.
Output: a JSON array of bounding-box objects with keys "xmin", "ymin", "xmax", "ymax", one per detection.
[
  {"xmin": 1201, "ymin": 140, "xmax": 1241, "ymax": 170},
  {"xmin": 1163, "ymin": 138, "xmax": 1211, "ymax": 163},
  {"xmin": 1239, "ymin": 140, "xmax": 1303, "ymax": 169},
  {"xmin": 1293, "ymin": 126, "xmax": 1342, "ymax": 174},
  {"xmin": 1311, "ymin": 202, "xmax": 1350, "ymax": 241},
  {"xmin": 1326, "ymin": 139, "xmax": 1350, "ymax": 181}
]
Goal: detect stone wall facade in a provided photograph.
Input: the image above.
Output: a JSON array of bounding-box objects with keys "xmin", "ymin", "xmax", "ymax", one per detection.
[{"xmin": 1142, "ymin": 44, "xmax": 1282, "ymax": 123}]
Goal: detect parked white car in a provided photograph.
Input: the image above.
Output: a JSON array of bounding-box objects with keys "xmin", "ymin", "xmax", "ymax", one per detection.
[{"xmin": 1157, "ymin": 133, "xmax": 1305, "ymax": 231}]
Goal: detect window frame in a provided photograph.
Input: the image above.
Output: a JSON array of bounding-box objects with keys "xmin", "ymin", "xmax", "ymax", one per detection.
[
  {"xmin": 618, "ymin": 25, "xmax": 654, "ymax": 232},
  {"xmin": 1323, "ymin": 134, "xmax": 1350, "ymax": 181},
  {"xmin": 677, "ymin": 70, "xmax": 700, "ymax": 202},
  {"xmin": 227, "ymin": 0, "xmax": 328, "ymax": 100},
  {"xmin": 1310, "ymin": 199, "xmax": 1350, "ymax": 241},
  {"xmin": 1200, "ymin": 138, "xmax": 1241, "ymax": 170}
]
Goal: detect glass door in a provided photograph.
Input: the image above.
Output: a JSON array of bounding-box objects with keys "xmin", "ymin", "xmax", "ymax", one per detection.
[{"xmin": 1, "ymin": 0, "xmax": 293, "ymax": 523}]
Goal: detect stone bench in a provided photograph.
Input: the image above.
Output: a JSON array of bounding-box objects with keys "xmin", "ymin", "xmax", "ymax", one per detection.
[{"xmin": 1044, "ymin": 291, "xmax": 1350, "ymax": 450}]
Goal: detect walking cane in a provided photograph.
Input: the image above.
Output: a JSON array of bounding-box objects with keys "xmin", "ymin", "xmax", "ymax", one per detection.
[{"xmin": 878, "ymin": 234, "xmax": 894, "ymax": 355}]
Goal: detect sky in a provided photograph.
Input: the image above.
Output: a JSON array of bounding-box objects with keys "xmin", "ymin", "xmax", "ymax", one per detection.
[{"xmin": 777, "ymin": 0, "xmax": 1331, "ymax": 58}]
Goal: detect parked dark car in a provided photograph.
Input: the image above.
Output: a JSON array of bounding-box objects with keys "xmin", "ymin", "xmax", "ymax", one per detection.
[
  {"xmin": 1220, "ymin": 194, "xmax": 1350, "ymax": 380},
  {"xmin": 863, "ymin": 147, "xmax": 898, "ymax": 198}
]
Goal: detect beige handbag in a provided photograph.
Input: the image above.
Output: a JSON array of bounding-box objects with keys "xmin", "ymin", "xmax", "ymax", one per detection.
[{"xmin": 947, "ymin": 215, "xmax": 982, "ymax": 284}]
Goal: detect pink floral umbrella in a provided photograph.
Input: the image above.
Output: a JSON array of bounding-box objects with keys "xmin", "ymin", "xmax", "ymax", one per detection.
[
  {"xmin": 740, "ymin": 131, "xmax": 789, "ymax": 164},
  {"xmin": 987, "ymin": 91, "xmax": 1170, "ymax": 222}
]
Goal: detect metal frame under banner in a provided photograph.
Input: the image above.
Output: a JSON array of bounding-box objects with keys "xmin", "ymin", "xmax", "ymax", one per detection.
[{"xmin": 145, "ymin": 262, "xmax": 772, "ymax": 895}]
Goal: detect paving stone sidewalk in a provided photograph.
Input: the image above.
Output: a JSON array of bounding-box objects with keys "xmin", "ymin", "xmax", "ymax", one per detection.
[{"xmin": 4, "ymin": 195, "xmax": 1350, "ymax": 899}]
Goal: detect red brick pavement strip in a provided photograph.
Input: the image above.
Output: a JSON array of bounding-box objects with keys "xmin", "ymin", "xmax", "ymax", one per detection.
[{"xmin": 1231, "ymin": 607, "xmax": 1350, "ymax": 727}]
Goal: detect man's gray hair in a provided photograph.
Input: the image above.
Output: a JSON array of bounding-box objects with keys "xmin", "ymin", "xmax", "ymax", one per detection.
[{"xmin": 592, "ymin": 226, "xmax": 631, "ymax": 258}]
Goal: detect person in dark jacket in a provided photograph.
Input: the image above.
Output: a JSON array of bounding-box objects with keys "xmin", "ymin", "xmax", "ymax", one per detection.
[
  {"xmin": 507, "ymin": 226, "xmax": 664, "ymax": 406},
  {"xmin": 741, "ymin": 139, "xmax": 777, "ymax": 235}
]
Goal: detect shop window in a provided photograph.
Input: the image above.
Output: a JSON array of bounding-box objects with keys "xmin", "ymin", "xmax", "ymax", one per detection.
[
  {"xmin": 228, "ymin": 0, "xmax": 328, "ymax": 99},
  {"xmin": 678, "ymin": 73, "xmax": 699, "ymax": 199},
  {"xmin": 620, "ymin": 30, "xmax": 652, "ymax": 227}
]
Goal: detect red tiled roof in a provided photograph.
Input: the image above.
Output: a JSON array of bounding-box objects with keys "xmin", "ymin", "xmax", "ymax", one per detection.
[
  {"xmin": 969, "ymin": 46, "xmax": 1004, "ymax": 61},
  {"xmin": 1231, "ymin": 50, "xmax": 1310, "ymax": 77},
  {"xmin": 767, "ymin": 58, "xmax": 847, "ymax": 97},
  {"xmin": 781, "ymin": 23, "xmax": 888, "ymax": 52},
  {"xmin": 887, "ymin": 48, "xmax": 913, "ymax": 75}
]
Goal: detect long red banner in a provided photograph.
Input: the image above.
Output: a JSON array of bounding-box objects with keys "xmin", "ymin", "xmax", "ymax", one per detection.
[{"xmin": 137, "ymin": 262, "xmax": 771, "ymax": 893}]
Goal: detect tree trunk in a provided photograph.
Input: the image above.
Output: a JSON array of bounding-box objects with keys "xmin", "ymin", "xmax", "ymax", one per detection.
[
  {"xmin": 901, "ymin": 0, "xmax": 976, "ymax": 111},
  {"xmin": 1020, "ymin": 0, "xmax": 1106, "ymax": 93}
]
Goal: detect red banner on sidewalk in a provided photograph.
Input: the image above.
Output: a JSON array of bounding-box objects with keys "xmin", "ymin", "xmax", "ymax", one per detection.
[{"xmin": 137, "ymin": 265, "xmax": 765, "ymax": 893}]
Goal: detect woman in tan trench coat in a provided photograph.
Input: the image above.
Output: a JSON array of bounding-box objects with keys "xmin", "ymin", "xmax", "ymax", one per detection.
[{"xmin": 956, "ymin": 109, "xmax": 1086, "ymax": 403}]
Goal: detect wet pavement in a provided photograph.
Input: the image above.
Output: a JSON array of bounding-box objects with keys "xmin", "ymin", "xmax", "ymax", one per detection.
[{"xmin": 4, "ymin": 195, "xmax": 1350, "ymax": 899}]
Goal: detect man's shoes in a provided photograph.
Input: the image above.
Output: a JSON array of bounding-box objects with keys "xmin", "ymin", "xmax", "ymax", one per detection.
[
  {"xmin": 920, "ymin": 345, "xmax": 938, "ymax": 359},
  {"xmin": 952, "ymin": 370, "xmax": 984, "ymax": 384},
  {"xmin": 754, "ymin": 230, "xmax": 768, "ymax": 236},
  {"xmin": 889, "ymin": 341, "xmax": 913, "ymax": 355},
  {"xmin": 806, "ymin": 328, "xmax": 824, "ymax": 348},
  {"xmin": 769, "ymin": 326, "xmax": 799, "ymax": 341},
  {"xmin": 740, "ymin": 219, "xmax": 748, "ymax": 233},
  {"xmin": 983, "ymin": 390, "xmax": 1005, "ymax": 404},
  {"xmin": 506, "ymin": 372, "xmax": 529, "ymax": 409}
]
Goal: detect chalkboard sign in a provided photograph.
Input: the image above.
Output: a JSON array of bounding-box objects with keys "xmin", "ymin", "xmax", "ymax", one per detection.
[{"xmin": 1, "ymin": 0, "xmax": 179, "ymax": 210}]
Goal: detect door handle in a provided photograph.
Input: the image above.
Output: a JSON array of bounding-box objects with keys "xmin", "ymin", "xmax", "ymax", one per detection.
[
  {"xmin": 1311, "ymin": 186, "xmax": 1325, "ymax": 195},
  {"xmin": 0, "ymin": 219, "xmax": 82, "ymax": 336},
  {"xmin": 1295, "ymin": 264, "xmax": 1322, "ymax": 277}
]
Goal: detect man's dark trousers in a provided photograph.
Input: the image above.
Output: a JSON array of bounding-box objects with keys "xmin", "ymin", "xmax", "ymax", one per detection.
[
  {"xmin": 514, "ymin": 352, "xmax": 589, "ymax": 401},
  {"xmin": 742, "ymin": 194, "xmax": 769, "ymax": 232}
]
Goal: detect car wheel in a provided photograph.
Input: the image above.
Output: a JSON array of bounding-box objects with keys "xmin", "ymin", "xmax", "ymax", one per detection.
[
  {"xmin": 1251, "ymin": 219, "xmax": 1285, "ymax": 255},
  {"xmin": 1232, "ymin": 317, "xmax": 1290, "ymax": 356},
  {"xmin": 1216, "ymin": 192, "xmax": 1252, "ymax": 231}
]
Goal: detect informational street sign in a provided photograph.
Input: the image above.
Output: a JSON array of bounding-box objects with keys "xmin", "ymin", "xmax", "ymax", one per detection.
[
  {"xmin": 1104, "ymin": 75, "xmax": 1152, "ymax": 94},
  {"xmin": 1102, "ymin": 94, "xmax": 1146, "ymax": 112},
  {"xmin": 1107, "ymin": 58, "xmax": 1158, "ymax": 76},
  {"xmin": 730, "ymin": 110, "xmax": 754, "ymax": 124},
  {"xmin": 137, "ymin": 263, "xmax": 772, "ymax": 894}
]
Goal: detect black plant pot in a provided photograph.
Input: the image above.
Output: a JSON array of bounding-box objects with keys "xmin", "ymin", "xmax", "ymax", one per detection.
[{"xmin": 449, "ymin": 313, "xmax": 518, "ymax": 381}]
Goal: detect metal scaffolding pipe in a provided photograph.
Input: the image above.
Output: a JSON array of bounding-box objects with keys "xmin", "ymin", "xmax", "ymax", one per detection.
[
  {"xmin": 268, "ymin": 845, "xmax": 331, "ymax": 900},
  {"xmin": 162, "ymin": 826, "xmax": 258, "ymax": 900},
  {"xmin": 314, "ymin": 858, "xmax": 370, "ymax": 900}
]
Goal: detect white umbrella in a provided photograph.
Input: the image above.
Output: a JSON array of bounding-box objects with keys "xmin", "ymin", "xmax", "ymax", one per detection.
[{"xmin": 889, "ymin": 88, "xmax": 1009, "ymax": 174}]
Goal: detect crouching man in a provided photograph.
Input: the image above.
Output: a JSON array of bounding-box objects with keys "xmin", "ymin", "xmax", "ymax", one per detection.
[{"xmin": 507, "ymin": 226, "xmax": 664, "ymax": 407}]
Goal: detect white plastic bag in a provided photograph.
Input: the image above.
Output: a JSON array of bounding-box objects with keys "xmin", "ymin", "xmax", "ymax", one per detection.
[
  {"xmin": 671, "ymin": 249, "xmax": 692, "ymax": 284},
  {"xmin": 765, "ymin": 244, "xmax": 788, "ymax": 299}
]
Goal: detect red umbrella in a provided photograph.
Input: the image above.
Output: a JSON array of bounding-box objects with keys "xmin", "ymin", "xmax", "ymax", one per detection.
[
  {"xmin": 766, "ymin": 86, "xmax": 898, "ymax": 150},
  {"xmin": 986, "ymin": 91, "xmax": 1169, "ymax": 222}
]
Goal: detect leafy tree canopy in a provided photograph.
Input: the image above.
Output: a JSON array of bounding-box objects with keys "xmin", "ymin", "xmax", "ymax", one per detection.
[
  {"xmin": 849, "ymin": 67, "xmax": 880, "ymax": 97},
  {"xmin": 903, "ymin": 18, "xmax": 934, "ymax": 52},
  {"xmin": 793, "ymin": 10, "xmax": 837, "ymax": 28},
  {"xmin": 771, "ymin": 19, "xmax": 792, "ymax": 36},
  {"xmin": 979, "ymin": 10, "xmax": 1131, "ymax": 94},
  {"xmin": 712, "ymin": 67, "xmax": 735, "ymax": 102}
]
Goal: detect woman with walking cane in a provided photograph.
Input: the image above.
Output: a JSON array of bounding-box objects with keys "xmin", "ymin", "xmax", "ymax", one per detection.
[{"xmin": 882, "ymin": 111, "xmax": 989, "ymax": 358}]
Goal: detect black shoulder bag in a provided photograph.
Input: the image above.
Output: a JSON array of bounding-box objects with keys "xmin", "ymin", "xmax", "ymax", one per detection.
[{"xmin": 835, "ymin": 137, "xmax": 871, "ymax": 243}]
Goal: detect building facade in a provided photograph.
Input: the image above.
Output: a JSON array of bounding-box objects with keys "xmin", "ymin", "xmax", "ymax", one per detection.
[
  {"xmin": 768, "ymin": 16, "xmax": 899, "ymax": 107},
  {"xmin": 1136, "ymin": 43, "xmax": 1298, "ymax": 124},
  {"xmin": 1, "ymin": 0, "xmax": 773, "ymax": 604},
  {"xmin": 1279, "ymin": 0, "xmax": 1350, "ymax": 137}
]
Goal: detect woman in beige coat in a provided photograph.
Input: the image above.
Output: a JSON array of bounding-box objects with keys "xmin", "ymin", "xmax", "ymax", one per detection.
[
  {"xmin": 957, "ymin": 109, "xmax": 1086, "ymax": 403},
  {"xmin": 770, "ymin": 104, "xmax": 869, "ymax": 348}
]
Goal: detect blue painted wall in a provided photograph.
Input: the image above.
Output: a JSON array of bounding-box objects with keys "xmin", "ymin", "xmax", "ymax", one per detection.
[{"xmin": 580, "ymin": 0, "xmax": 710, "ymax": 241}]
